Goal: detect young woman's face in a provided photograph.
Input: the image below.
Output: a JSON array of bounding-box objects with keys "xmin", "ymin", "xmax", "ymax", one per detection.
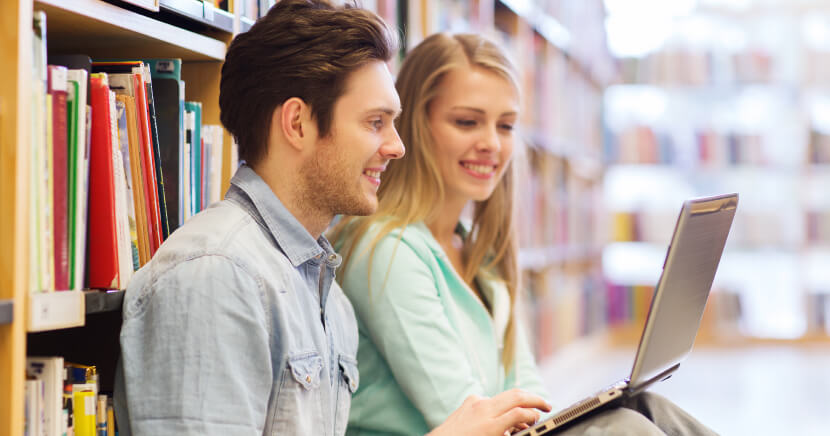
[{"xmin": 427, "ymin": 66, "xmax": 518, "ymax": 205}]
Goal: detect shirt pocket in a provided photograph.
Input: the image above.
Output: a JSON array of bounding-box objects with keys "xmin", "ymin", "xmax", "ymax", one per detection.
[
  {"xmin": 334, "ymin": 354, "xmax": 360, "ymax": 435},
  {"xmin": 272, "ymin": 351, "xmax": 324, "ymax": 434}
]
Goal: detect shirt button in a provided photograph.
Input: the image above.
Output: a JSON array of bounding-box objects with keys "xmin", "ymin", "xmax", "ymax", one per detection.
[{"xmin": 306, "ymin": 375, "xmax": 312, "ymax": 383}]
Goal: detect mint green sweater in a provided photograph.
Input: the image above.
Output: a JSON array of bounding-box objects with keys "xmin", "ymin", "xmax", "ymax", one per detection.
[{"xmin": 336, "ymin": 222, "xmax": 550, "ymax": 436}]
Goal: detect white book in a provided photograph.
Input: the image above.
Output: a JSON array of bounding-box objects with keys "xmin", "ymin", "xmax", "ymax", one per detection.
[
  {"xmin": 30, "ymin": 76, "xmax": 46, "ymax": 294},
  {"xmin": 205, "ymin": 125, "xmax": 225, "ymax": 206},
  {"xmin": 107, "ymin": 89, "xmax": 133, "ymax": 288},
  {"xmin": 24, "ymin": 379, "xmax": 43, "ymax": 436},
  {"xmin": 43, "ymin": 95, "xmax": 55, "ymax": 292},
  {"xmin": 27, "ymin": 356, "xmax": 64, "ymax": 436}
]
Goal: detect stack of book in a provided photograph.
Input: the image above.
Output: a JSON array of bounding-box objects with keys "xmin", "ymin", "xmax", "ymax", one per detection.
[{"xmin": 30, "ymin": 12, "xmax": 229, "ymax": 292}]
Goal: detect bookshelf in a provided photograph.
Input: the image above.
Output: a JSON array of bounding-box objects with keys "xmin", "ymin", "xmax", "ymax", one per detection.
[
  {"xmin": 0, "ymin": 0, "xmax": 237, "ymax": 433},
  {"xmin": 601, "ymin": 3, "xmax": 830, "ymax": 344}
]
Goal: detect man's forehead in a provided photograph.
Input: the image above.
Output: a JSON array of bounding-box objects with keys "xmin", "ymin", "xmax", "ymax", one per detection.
[{"xmin": 340, "ymin": 62, "xmax": 400, "ymax": 114}]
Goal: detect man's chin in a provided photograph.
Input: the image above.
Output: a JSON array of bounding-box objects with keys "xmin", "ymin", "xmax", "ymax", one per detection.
[{"xmin": 335, "ymin": 197, "xmax": 377, "ymax": 217}]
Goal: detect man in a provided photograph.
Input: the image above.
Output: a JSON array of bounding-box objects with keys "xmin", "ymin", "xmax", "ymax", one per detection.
[{"xmin": 114, "ymin": 1, "xmax": 549, "ymax": 435}]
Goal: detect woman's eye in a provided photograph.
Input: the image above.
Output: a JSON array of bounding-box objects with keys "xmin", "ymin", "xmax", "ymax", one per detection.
[
  {"xmin": 499, "ymin": 123, "xmax": 515, "ymax": 131},
  {"xmin": 455, "ymin": 119, "xmax": 477, "ymax": 127}
]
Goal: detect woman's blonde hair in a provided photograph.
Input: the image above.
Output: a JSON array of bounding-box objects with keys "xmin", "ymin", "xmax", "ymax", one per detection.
[{"xmin": 330, "ymin": 33, "xmax": 522, "ymax": 372}]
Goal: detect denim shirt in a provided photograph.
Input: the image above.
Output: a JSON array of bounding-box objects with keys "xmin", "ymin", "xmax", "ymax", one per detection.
[{"xmin": 115, "ymin": 165, "xmax": 359, "ymax": 436}]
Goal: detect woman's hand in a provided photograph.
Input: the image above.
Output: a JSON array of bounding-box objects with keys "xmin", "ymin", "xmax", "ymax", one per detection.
[{"xmin": 427, "ymin": 389, "xmax": 552, "ymax": 436}]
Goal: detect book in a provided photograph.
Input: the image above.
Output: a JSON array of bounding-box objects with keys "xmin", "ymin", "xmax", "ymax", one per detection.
[
  {"xmin": 115, "ymin": 97, "xmax": 141, "ymax": 271},
  {"xmin": 183, "ymin": 108, "xmax": 193, "ymax": 221},
  {"xmin": 24, "ymin": 378, "xmax": 44, "ymax": 436},
  {"xmin": 86, "ymin": 74, "xmax": 122, "ymax": 289},
  {"xmin": 106, "ymin": 87, "xmax": 134, "ymax": 288},
  {"xmin": 203, "ymin": 125, "xmax": 225, "ymax": 206},
  {"xmin": 31, "ymin": 11, "xmax": 51, "ymax": 293},
  {"xmin": 72, "ymin": 389, "xmax": 96, "ymax": 436},
  {"xmin": 48, "ymin": 65, "xmax": 70, "ymax": 291},
  {"xmin": 184, "ymin": 101, "xmax": 202, "ymax": 215},
  {"xmin": 26, "ymin": 356, "xmax": 64, "ymax": 436}
]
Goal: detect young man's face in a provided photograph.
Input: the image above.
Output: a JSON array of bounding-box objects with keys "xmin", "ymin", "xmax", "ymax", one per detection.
[{"xmin": 300, "ymin": 60, "xmax": 404, "ymax": 217}]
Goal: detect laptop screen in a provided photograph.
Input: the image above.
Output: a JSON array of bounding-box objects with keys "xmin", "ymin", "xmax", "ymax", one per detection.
[{"xmin": 629, "ymin": 194, "xmax": 738, "ymax": 388}]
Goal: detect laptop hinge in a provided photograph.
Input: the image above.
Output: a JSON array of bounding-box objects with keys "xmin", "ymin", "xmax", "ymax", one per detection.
[{"xmin": 628, "ymin": 363, "xmax": 680, "ymax": 397}]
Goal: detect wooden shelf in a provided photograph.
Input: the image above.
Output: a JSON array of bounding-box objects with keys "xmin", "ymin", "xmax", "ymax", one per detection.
[
  {"xmin": 0, "ymin": 300, "xmax": 12, "ymax": 325},
  {"xmin": 84, "ymin": 290, "xmax": 125, "ymax": 315},
  {"xmin": 160, "ymin": 0, "xmax": 234, "ymax": 34},
  {"xmin": 27, "ymin": 291, "xmax": 85, "ymax": 333},
  {"xmin": 34, "ymin": 0, "xmax": 227, "ymax": 61}
]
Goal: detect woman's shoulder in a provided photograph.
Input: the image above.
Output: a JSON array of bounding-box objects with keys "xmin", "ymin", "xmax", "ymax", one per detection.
[
  {"xmin": 337, "ymin": 219, "xmax": 439, "ymax": 266},
  {"xmin": 351, "ymin": 219, "xmax": 433, "ymax": 248}
]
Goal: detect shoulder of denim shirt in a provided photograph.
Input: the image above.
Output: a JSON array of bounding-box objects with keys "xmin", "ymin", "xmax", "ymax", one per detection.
[{"xmin": 122, "ymin": 199, "xmax": 281, "ymax": 317}]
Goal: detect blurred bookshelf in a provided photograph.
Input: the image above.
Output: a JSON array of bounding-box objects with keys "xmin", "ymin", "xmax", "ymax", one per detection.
[{"xmin": 602, "ymin": 1, "xmax": 830, "ymax": 346}]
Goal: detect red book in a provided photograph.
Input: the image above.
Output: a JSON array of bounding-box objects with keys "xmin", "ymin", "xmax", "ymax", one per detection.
[
  {"xmin": 86, "ymin": 74, "xmax": 120, "ymax": 289},
  {"xmin": 132, "ymin": 73, "xmax": 162, "ymax": 255},
  {"xmin": 48, "ymin": 65, "xmax": 70, "ymax": 291}
]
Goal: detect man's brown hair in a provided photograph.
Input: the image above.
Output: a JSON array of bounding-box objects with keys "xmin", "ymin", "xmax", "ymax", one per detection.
[{"xmin": 220, "ymin": 0, "xmax": 399, "ymax": 167}]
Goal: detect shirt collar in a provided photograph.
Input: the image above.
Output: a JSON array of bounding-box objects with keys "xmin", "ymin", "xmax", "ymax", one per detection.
[{"xmin": 228, "ymin": 165, "xmax": 339, "ymax": 268}]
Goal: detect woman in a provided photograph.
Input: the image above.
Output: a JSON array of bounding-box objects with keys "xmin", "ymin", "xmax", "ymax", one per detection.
[{"xmin": 331, "ymin": 33, "xmax": 716, "ymax": 436}]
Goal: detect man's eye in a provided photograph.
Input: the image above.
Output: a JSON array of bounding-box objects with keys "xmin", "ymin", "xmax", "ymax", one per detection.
[{"xmin": 371, "ymin": 119, "xmax": 384, "ymax": 130}]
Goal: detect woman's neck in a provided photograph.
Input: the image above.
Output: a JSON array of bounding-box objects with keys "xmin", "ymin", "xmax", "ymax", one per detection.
[{"xmin": 427, "ymin": 198, "xmax": 467, "ymax": 248}]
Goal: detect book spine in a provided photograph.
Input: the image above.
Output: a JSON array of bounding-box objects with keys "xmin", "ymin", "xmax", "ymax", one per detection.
[
  {"xmin": 49, "ymin": 65, "xmax": 70, "ymax": 291},
  {"xmin": 144, "ymin": 75, "xmax": 170, "ymax": 240}
]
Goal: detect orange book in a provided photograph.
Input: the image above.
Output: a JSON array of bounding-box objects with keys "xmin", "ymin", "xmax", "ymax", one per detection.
[
  {"xmin": 86, "ymin": 74, "xmax": 121, "ymax": 289},
  {"xmin": 132, "ymin": 73, "xmax": 163, "ymax": 255}
]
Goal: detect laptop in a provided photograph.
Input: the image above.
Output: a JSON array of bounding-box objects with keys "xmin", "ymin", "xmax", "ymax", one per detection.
[{"xmin": 515, "ymin": 193, "xmax": 738, "ymax": 436}]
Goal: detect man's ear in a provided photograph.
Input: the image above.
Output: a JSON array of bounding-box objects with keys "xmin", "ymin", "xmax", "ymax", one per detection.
[{"xmin": 278, "ymin": 97, "xmax": 313, "ymax": 152}]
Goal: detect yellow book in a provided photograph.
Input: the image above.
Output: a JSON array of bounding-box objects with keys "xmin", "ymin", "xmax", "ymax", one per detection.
[
  {"xmin": 107, "ymin": 403, "xmax": 115, "ymax": 436},
  {"xmin": 612, "ymin": 212, "xmax": 634, "ymax": 242},
  {"xmin": 73, "ymin": 389, "xmax": 97, "ymax": 436}
]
